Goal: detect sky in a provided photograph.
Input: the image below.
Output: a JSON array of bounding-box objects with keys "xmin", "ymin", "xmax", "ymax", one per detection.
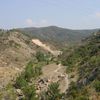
[{"xmin": 0, "ymin": 0, "xmax": 100, "ymax": 29}]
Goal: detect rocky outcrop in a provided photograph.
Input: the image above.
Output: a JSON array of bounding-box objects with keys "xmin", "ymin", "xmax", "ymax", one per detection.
[{"xmin": 78, "ymin": 67, "xmax": 100, "ymax": 87}]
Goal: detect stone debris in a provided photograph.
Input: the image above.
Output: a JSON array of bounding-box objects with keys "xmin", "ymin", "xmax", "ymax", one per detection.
[{"xmin": 35, "ymin": 73, "xmax": 67, "ymax": 93}]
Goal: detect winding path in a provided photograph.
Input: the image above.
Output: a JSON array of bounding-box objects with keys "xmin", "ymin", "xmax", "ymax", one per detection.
[{"xmin": 40, "ymin": 63, "xmax": 70, "ymax": 93}]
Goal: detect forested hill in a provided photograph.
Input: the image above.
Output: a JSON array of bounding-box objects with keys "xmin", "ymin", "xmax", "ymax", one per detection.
[{"xmin": 19, "ymin": 26, "xmax": 99, "ymax": 47}]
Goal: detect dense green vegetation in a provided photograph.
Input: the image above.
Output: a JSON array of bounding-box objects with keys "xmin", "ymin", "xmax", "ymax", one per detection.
[
  {"xmin": 23, "ymin": 84, "xmax": 38, "ymax": 100},
  {"xmin": 66, "ymin": 82, "xmax": 89, "ymax": 100},
  {"xmin": 20, "ymin": 26, "xmax": 97, "ymax": 48},
  {"xmin": 40, "ymin": 82, "xmax": 63, "ymax": 100},
  {"xmin": 46, "ymin": 82, "xmax": 62, "ymax": 100},
  {"xmin": 14, "ymin": 61, "xmax": 42, "ymax": 99},
  {"xmin": 60, "ymin": 32, "xmax": 100, "ymax": 99},
  {"xmin": 93, "ymin": 80, "xmax": 100, "ymax": 92},
  {"xmin": 15, "ymin": 61, "xmax": 42, "ymax": 87},
  {"xmin": 36, "ymin": 51, "xmax": 51, "ymax": 62}
]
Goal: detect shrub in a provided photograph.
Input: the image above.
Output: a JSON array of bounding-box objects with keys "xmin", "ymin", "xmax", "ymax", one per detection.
[
  {"xmin": 34, "ymin": 65, "xmax": 42, "ymax": 78},
  {"xmin": 93, "ymin": 80, "xmax": 100, "ymax": 92},
  {"xmin": 15, "ymin": 73, "xmax": 28, "ymax": 89},
  {"xmin": 67, "ymin": 82, "xmax": 89, "ymax": 100},
  {"xmin": 24, "ymin": 61, "xmax": 34, "ymax": 81},
  {"xmin": 23, "ymin": 85, "xmax": 38, "ymax": 100},
  {"xmin": 36, "ymin": 51, "xmax": 45, "ymax": 62},
  {"xmin": 75, "ymin": 96, "xmax": 89, "ymax": 100},
  {"xmin": 46, "ymin": 82, "xmax": 62, "ymax": 100}
]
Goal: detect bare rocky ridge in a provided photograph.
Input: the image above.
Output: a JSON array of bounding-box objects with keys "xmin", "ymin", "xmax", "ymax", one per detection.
[
  {"xmin": 32, "ymin": 39, "xmax": 62, "ymax": 56},
  {"xmin": 0, "ymin": 31, "xmax": 47, "ymax": 89}
]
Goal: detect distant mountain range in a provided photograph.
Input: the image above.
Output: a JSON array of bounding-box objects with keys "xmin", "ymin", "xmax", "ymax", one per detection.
[{"xmin": 19, "ymin": 26, "xmax": 99, "ymax": 47}]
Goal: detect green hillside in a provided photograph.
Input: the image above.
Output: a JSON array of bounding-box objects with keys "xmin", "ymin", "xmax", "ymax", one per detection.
[
  {"xmin": 60, "ymin": 31, "xmax": 100, "ymax": 100},
  {"xmin": 19, "ymin": 26, "xmax": 99, "ymax": 47}
]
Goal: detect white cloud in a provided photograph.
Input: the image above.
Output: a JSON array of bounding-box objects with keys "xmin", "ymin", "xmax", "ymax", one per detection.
[
  {"xmin": 26, "ymin": 19, "xmax": 34, "ymax": 26},
  {"xmin": 26, "ymin": 19, "xmax": 50, "ymax": 27}
]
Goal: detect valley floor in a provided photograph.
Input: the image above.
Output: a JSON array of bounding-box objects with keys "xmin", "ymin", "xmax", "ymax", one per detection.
[{"xmin": 35, "ymin": 63, "xmax": 70, "ymax": 93}]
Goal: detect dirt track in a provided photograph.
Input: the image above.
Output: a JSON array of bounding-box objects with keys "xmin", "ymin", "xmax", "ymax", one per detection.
[{"xmin": 36, "ymin": 63, "xmax": 69, "ymax": 93}]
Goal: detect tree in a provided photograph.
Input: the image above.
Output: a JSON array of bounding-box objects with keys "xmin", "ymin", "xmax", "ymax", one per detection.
[
  {"xmin": 46, "ymin": 82, "xmax": 62, "ymax": 100},
  {"xmin": 34, "ymin": 66, "xmax": 42, "ymax": 77},
  {"xmin": 36, "ymin": 51, "xmax": 45, "ymax": 62},
  {"xmin": 23, "ymin": 85, "xmax": 38, "ymax": 100},
  {"xmin": 15, "ymin": 73, "xmax": 28, "ymax": 89},
  {"xmin": 24, "ymin": 61, "xmax": 34, "ymax": 81},
  {"xmin": 93, "ymin": 80, "xmax": 100, "ymax": 92}
]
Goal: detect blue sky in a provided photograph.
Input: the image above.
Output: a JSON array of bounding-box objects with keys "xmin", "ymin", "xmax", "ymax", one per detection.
[{"xmin": 0, "ymin": 0, "xmax": 100, "ymax": 29}]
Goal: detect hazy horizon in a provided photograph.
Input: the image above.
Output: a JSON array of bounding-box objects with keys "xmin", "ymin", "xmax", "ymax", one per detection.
[
  {"xmin": 1, "ymin": 25, "xmax": 100, "ymax": 31},
  {"xmin": 0, "ymin": 0, "xmax": 100, "ymax": 29}
]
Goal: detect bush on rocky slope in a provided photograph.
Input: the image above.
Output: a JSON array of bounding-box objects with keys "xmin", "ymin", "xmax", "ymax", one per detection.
[{"xmin": 60, "ymin": 31, "xmax": 100, "ymax": 100}]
